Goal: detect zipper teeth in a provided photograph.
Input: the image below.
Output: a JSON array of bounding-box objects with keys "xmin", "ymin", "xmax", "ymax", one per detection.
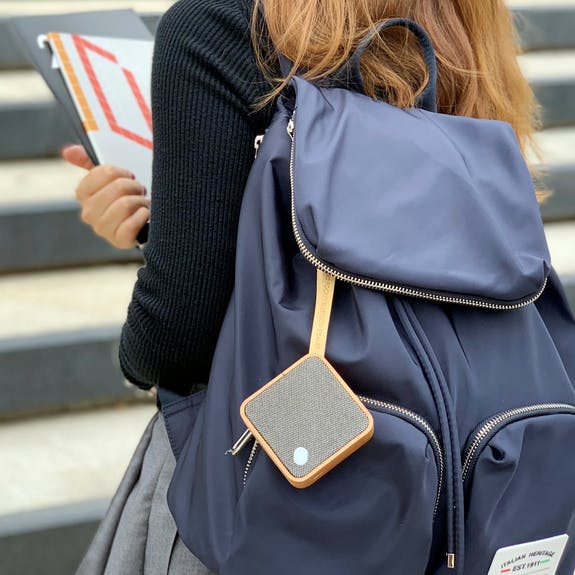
[
  {"xmin": 461, "ymin": 403, "xmax": 575, "ymax": 482},
  {"xmin": 243, "ymin": 440, "xmax": 259, "ymax": 487},
  {"xmin": 359, "ymin": 396, "xmax": 443, "ymax": 517},
  {"xmin": 288, "ymin": 116, "xmax": 547, "ymax": 311},
  {"xmin": 241, "ymin": 396, "xmax": 444, "ymax": 516}
]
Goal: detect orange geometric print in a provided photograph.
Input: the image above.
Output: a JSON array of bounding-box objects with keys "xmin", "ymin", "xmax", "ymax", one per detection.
[
  {"xmin": 72, "ymin": 34, "xmax": 153, "ymax": 150},
  {"xmin": 47, "ymin": 33, "xmax": 98, "ymax": 132}
]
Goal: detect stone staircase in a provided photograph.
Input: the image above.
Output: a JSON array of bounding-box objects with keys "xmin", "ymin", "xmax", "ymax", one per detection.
[
  {"xmin": 0, "ymin": 3, "xmax": 169, "ymax": 574},
  {"xmin": 0, "ymin": 1, "xmax": 574, "ymax": 573}
]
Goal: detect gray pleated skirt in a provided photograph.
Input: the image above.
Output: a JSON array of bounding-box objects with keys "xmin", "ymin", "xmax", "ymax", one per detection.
[{"xmin": 76, "ymin": 411, "xmax": 216, "ymax": 575}]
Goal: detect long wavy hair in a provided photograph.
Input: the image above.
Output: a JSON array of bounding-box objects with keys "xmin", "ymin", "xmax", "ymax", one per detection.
[{"xmin": 252, "ymin": 0, "xmax": 543, "ymax": 194}]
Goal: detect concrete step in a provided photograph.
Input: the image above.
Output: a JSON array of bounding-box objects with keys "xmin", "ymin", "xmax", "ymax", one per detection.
[
  {"xmin": 0, "ymin": 265, "xmax": 147, "ymax": 418},
  {"xmin": 0, "ymin": 157, "xmax": 82, "ymax": 204},
  {"xmin": 0, "ymin": 1, "xmax": 173, "ymax": 17},
  {"xmin": 0, "ymin": 326, "xmax": 151, "ymax": 418},
  {"xmin": 0, "ymin": 70, "xmax": 50, "ymax": 102},
  {"xmin": 0, "ymin": 200, "xmax": 144, "ymax": 271},
  {"xmin": 0, "ymin": 265, "xmax": 137, "ymax": 338},
  {"xmin": 519, "ymin": 51, "xmax": 575, "ymax": 81},
  {"xmin": 536, "ymin": 127, "xmax": 575, "ymax": 164},
  {"xmin": 0, "ymin": 402, "xmax": 155, "ymax": 574},
  {"xmin": 0, "ymin": 99, "xmax": 76, "ymax": 159},
  {"xmin": 518, "ymin": 51, "xmax": 575, "ymax": 128},
  {"xmin": 0, "ymin": 403, "xmax": 155, "ymax": 516},
  {"xmin": 535, "ymin": 128, "xmax": 575, "ymax": 222},
  {"xmin": 543, "ymin": 164, "xmax": 575, "ymax": 222},
  {"xmin": 0, "ymin": 500, "xmax": 108, "ymax": 575},
  {"xmin": 0, "ymin": 158, "xmax": 144, "ymax": 271},
  {"xmin": 0, "ymin": 406, "xmax": 155, "ymax": 571},
  {"xmin": 510, "ymin": 1, "xmax": 575, "ymax": 51},
  {"xmin": 546, "ymin": 221, "xmax": 575, "ymax": 276}
]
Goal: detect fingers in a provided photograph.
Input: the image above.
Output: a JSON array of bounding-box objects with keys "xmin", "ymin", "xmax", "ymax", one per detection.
[
  {"xmin": 61, "ymin": 145, "xmax": 95, "ymax": 170},
  {"xmin": 80, "ymin": 177, "xmax": 145, "ymax": 224},
  {"xmin": 68, "ymin": 152, "xmax": 148, "ymax": 250},
  {"xmin": 94, "ymin": 196, "xmax": 151, "ymax": 249},
  {"xmin": 76, "ymin": 164, "xmax": 136, "ymax": 203},
  {"xmin": 114, "ymin": 206, "xmax": 151, "ymax": 249}
]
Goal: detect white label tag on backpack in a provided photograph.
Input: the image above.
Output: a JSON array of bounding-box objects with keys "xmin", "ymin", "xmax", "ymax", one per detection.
[{"xmin": 487, "ymin": 534, "xmax": 569, "ymax": 575}]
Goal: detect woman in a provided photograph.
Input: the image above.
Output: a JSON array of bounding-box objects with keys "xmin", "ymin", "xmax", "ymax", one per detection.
[{"xmin": 63, "ymin": 0, "xmax": 540, "ymax": 573}]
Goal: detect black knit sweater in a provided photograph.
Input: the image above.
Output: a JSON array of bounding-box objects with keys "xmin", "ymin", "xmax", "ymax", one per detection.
[{"xmin": 119, "ymin": 0, "xmax": 274, "ymax": 392}]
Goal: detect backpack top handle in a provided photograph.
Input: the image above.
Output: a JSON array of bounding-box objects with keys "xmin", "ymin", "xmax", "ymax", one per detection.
[
  {"xmin": 333, "ymin": 18, "xmax": 438, "ymax": 113},
  {"xmin": 257, "ymin": 1, "xmax": 438, "ymax": 112}
]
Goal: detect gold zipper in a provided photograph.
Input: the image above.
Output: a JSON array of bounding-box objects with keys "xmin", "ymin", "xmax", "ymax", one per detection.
[
  {"xmin": 358, "ymin": 396, "xmax": 443, "ymax": 516},
  {"xmin": 241, "ymin": 395, "xmax": 444, "ymax": 518},
  {"xmin": 243, "ymin": 440, "xmax": 259, "ymax": 486},
  {"xmin": 461, "ymin": 403, "xmax": 575, "ymax": 482},
  {"xmin": 288, "ymin": 115, "xmax": 547, "ymax": 311}
]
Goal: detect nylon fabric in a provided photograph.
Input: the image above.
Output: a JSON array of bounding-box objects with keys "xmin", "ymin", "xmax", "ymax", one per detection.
[
  {"xmin": 290, "ymin": 77, "xmax": 550, "ymax": 305},
  {"xmin": 158, "ymin": 43, "xmax": 575, "ymax": 575}
]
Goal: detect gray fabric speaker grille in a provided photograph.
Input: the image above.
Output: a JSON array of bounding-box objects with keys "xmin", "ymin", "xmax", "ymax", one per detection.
[{"xmin": 244, "ymin": 356, "xmax": 370, "ymax": 478}]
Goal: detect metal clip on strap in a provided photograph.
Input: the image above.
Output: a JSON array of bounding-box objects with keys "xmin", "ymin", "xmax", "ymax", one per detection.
[{"xmin": 309, "ymin": 269, "xmax": 336, "ymax": 357}]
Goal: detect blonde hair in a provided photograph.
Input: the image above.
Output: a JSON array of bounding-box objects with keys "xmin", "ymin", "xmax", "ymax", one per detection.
[{"xmin": 252, "ymin": 0, "xmax": 544, "ymax": 195}]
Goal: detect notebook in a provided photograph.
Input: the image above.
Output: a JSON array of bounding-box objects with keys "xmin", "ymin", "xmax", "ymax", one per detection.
[{"xmin": 10, "ymin": 10, "xmax": 154, "ymax": 192}]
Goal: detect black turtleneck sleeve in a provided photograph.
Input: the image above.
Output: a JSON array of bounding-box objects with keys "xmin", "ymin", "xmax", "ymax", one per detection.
[{"xmin": 119, "ymin": 0, "xmax": 274, "ymax": 392}]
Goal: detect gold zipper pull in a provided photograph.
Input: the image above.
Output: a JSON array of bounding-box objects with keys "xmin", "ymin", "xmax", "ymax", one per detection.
[{"xmin": 447, "ymin": 553, "xmax": 456, "ymax": 569}]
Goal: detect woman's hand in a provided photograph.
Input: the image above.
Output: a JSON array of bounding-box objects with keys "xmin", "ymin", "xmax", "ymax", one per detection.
[{"xmin": 62, "ymin": 145, "xmax": 151, "ymax": 249}]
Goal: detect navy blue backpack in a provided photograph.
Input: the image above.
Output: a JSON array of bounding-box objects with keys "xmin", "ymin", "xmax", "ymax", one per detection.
[{"xmin": 158, "ymin": 19, "xmax": 575, "ymax": 575}]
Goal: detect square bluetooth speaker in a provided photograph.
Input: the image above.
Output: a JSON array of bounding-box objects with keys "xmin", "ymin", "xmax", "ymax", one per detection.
[{"xmin": 239, "ymin": 354, "xmax": 374, "ymax": 488}]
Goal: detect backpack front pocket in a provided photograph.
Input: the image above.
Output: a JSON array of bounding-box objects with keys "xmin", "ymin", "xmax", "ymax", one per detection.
[
  {"xmin": 462, "ymin": 405, "xmax": 575, "ymax": 575},
  {"xmin": 223, "ymin": 402, "xmax": 442, "ymax": 575}
]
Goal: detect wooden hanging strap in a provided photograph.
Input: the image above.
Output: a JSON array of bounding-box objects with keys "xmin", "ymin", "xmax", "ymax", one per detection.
[{"xmin": 309, "ymin": 269, "xmax": 336, "ymax": 357}]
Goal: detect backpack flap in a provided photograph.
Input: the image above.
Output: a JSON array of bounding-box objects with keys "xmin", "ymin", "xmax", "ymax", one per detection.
[{"xmin": 290, "ymin": 76, "xmax": 551, "ymax": 309}]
